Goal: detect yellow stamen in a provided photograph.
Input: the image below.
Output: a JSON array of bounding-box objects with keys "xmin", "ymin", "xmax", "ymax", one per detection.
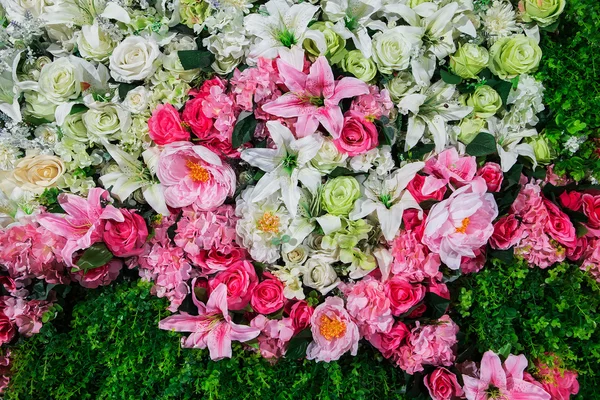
[
  {"xmin": 319, "ymin": 315, "xmax": 346, "ymax": 341},
  {"xmin": 257, "ymin": 212, "xmax": 280, "ymax": 233},
  {"xmin": 186, "ymin": 160, "xmax": 211, "ymax": 183},
  {"xmin": 455, "ymin": 217, "xmax": 470, "ymax": 234}
]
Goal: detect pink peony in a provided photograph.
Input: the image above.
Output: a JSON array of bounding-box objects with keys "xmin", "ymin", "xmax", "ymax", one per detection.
[
  {"xmin": 384, "ymin": 276, "xmax": 426, "ymax": 316},
  {"xmin": 476, "ymin": 162, "xmax": 504, "ymax": 192},
  {"xmin": 71, "ymin": 259, "xmax": 122, "ymax": 289},
  {"xmin": 306, "ymin": 297, "xmax": 360, "ymax": 362},
  {"xmin": 424, "ymin": 367, "xmax": 464, "ymax": 400},
  {"xmin": 182, "ymin": 97, "xmax": 214, "ymax": 139},
  {"xmin": 342, "ymin": 277, "xmax": 394, "ymax": 336},
  {"xmin": 333, "ymin": 111, "xmax": 379, "ymax": 156},
  {"xmin": 156, "ymin": 141, "xmax": 236, "ymax": 209},
  {"xmin": 148, "ymin": 103, "xmax": 190, "ymax": 145},
  {"xmin": 490, "ymin": 214, "xmax": 526, "ymax": 250},
  {"xmin": 103, "ymin": 209, "xmax": 148, "ymax": 257},
  {"xmin": 250, "ymin": 272, "xmax": 285, "ymax": 315},
  {"xmin": 423, "ymin": 178, "xmax": 498, "ymax": 269},
  {"xmin": 422, "ymin": 148, "xmax": 477, "ymax": 195},
  {"xmin": 209, "ymin": 260, "xmax": 258, "ymax": 311}
]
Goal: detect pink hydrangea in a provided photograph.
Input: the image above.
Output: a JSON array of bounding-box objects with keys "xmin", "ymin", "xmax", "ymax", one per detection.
[
  {"xmin": 197, "ymin": 78, "xmax": 237, "ymax": 143},
  {"xmin": 341, "ymin": 277, "xmax": 394, "ymax": 337},
  {"xmin": 306, "ymin": 297, "xmax": 360, "ymax": 362},
  {"xmin": 515, "ymin": 227, "xmax": 566, "ymax": 269},
  {"xmin": 349, "ymin": 86, "xmax": 393, "ymax": 119},
  {"xmin": 422, "ymin": 148, "xmax": 477, "ymax": 195},
  {"xmin": 511, "ymin": 181, "xmax": 547, "ymax": 225},
  {"xmin": 0, "ymin": 296, "xmax": 54, "ymax": 337},
  {"xmin": 423, "ymin": 178, "xmax": 498, "ymax": 269},
  {"xmin": 390, "ymin": 229, "xmax": 441, "ymax": 282},
  {"xmin": 250, "ymin": 315, "xmax": 294, "ymax": 359},
  {"xmin": 0, "ymin": 350, "xmax": 10, "ymax": 393},
  {"xmin": 71, "ymin": 259, "xmax": 122, "ymax": 289},
  {"xmin": 156, "ymin": 141, "xmax": 236, "ymax": 209},
  {"xmin": 230, "ymin": 58, "xmax": 282, "ymax": 115},
  {"xmin": 581, "ymin": 238, "xmax": 600, "ymax": 283}
]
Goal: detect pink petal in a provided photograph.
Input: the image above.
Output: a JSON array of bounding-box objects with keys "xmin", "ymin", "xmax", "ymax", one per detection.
[
  {"xmin": 85, "ymin": 188, "xmax": 109, "ymax": 215},
  {"xmin": 328, "ymin": 77, "xmax": 369, "ymax": 105},
  {"xmin": 262, "ymin": 93, "xmax": 315, "ymax": 118},
  {"xmin": 58, "ymin": 193, "xmax": 92, "ymax": 221},
  {"xmin": 509, "ymin": 379, "xmax": 551, "ymax": 400},
  {"xmin": 277, "ymin": 58, "xmax": 307, "ymax": 93},
  {"xmin": 100, "ymin": 205, "xmax": 124, "ymax": 222},
  {"xmin": 206, "ymin": 283, "xmax": 229, "ymax": 316},
  {"xmin": 159, "ymin": 313, "xmax": 203, "ymax": 333},
  {"xmin": 295, "ymin": 114, "xmax": 320, "ymax": 138},
  {"xmin": 504, "ymin": 354, "xmax": 528, "ymax": 380},
  {"xmin": 306, "ymin": 56, "xmax": 334, "ymax": 99},
  {"xmin": 480, "ymin": 351, "xmax": 507, "ymax": 390},
  {"xmin": 316, "ymin": 106, "xmax": 344, "ymax": 138},
  {"xmin": 37, "ymin": 214, "xmax": 81, "ymax": 239},
  {"xmin": 206, "ymin": 322, "xmax": 232, "ymax": 360},
  {"xmin": 229, "ymin": 322, "xmax": 261, "ymax": 343}
]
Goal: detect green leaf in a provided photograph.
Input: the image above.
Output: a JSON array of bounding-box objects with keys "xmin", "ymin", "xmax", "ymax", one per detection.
[
  {"xmin": 285, "ymin": 331, "xmax": 312, "ymax": 359},
  {"xmin": 465, "ymin": 132, "xmax": 497, "ymax": 156},
  {"xmin": 407, "ymin": 143, "xmax": 435, "ymax": 160},
  {"xmin": 70, "ymin": 104, "xmax": 88, "ymax": 115},
  {"xmin": 489, "ymin": 248, "xmax": 514, "ymax": 264},
  {"xmin": 118, "ymin": 83, "xmax": 141, "ymax": 99},
  {"xmin": 510, "ymin": 75, "xmax": 520, "ymax": 89},
  {"xmin": 497, "ymin": 343, "xmax": 512, "ymax": 359},
  {"xmin": 440, "ymin": 69, "xmax": 463, "ymax": 85},
  {"xmin": 424, "ymin": 293, "xmax": 450, "ymax": 319},
  {"xmin": 232, "ymin": 111, "xmax": 258, "ymax": 149},
  {"xmin": 494, "ymin": 80, "xmax": 513, "ymax": 106},
  {"xmin": 575, "ymin": 222, "xmax": 589, "ymax": 238},
  {"xmin": 503, "ymin": 163, "xmax": 523, "ymax": 189},
  {"xmin": 177, "ymin": 50, "xmax": 213, "ymax": 70},
  {"xmin": 76, "ymin": 243, "xmax": 114, "ymax": 272}
]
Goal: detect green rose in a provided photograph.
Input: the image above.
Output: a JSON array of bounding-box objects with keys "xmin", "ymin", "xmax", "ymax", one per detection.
[
  {"xmin": 61, "ymin": 112, "xmax": 89, "ymax": 142},
  {"xmin": 340, "ymin": 50, "xmax": 377, "ymax": 82},
  {"xmin": 83, "ymin": 105, "xmax": 130, "ymax": 142},
  {"xmin": 321, "ymin": 176, "xmax": 361, "ymax": 216},
  {"xmin": 304, "ymin": 22, "xmax": 347, "ymax": 64},
  {"xmin": 519, "ymin": 0, "xmax": 565, "ymax": 27},
  {"xmin": 462, "ymin": 85, "xmax": 502, "ymax": 118},
  {"xmin": 384, "ymin": 72, "xmax": 417, "ymax": 102},
  {"xmin": 527, "ymin": 135, "xmax": 554, "ymax": 164},
  {"xmin": 179, "ymin": 0, "xmax": 211, "ymax": 28},
  {"xmin": 23, "ymin": 91, "xmax": 57, "ymax": 122},
  {"xmin": 371, "ymin": 26, "xmax": 421, "ymax": 75},
  {"xmin": 450, "ymin": 44, "xmax": 489, "ymax": 79},
  {"xmin": 458, "ymin": 117, "xmax": 487, "ymax": 144},
  {"xmin": 38, "ymin": 57, "xmax": 81, "ymax": 104},
  {"xmin": 488, "ymin": 35, "xmax": 542, "ymax": 80}
]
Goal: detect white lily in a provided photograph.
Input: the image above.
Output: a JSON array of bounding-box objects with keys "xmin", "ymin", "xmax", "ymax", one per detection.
[
  {"xmin": 349, "ymin": 162, "xmax": 425, "ymax": 242},
  {"xmin": 99, "ymin": 142, "xmax": 169, "ymax": 215},
  {"xmin": 486, "ymin": 117, "xmax": 538, "ymax": 172},
  {"xmin": 323, "ymin": 0, "xmax": 383, "ymax": 58},
  {"xmin": 241, "ymin": 121, "xmax": 323, "ymax": 218},
  {"xmin": 399, "ymin": 80, "xmax": 473, "ymax": 153},
  {"xmin": 0, "ymin": 51, "xmax": 29, "ymax": 122},
  {"xmin": 245, "ymin": 0, "xmax": 325, "ymax": 63},
  {"xmin": 41, "ymin": 0, "xmax": 130, "ymax": 26}
]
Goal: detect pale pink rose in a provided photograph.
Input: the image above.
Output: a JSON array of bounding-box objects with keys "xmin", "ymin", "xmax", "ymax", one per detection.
[
  {"xmin": 103, "ymin": 209, "xmax": 148, "ymax": 257},
  {"xmin": 251, "ymin": 272, "xmax": 285, "ymax": 314},
  {"xmin": 342, "ymin": 277, "xmax": 394, "ymax": 336},
  {"xmin": 209, "ymin": 260, "xmax": 258, "ymax": 311},
  {"xmin": 72, "ymin": 259, "xmax": 122, "ymax": 289},
  {"xmin": 424, "ymin": 367, "xmax": 464, "ymax": 400},
  {"xmin": 476, "ymin": 162, "xmax": 503, "ymax": 192},
  {"xmin": 384, "ymin": 276, "xmax": 426, "ymax": 316},
  {"xmin": 490, "ymin": 214, "xmax": 525, "ymax": 250},
  {"xmin": 250, "ymin": 315, "xmax": 295, "ymax": 359},
  {"xmin": 333, "ymin": 111, "xmax": 379, "ymax": 156},
  {"xmin": 306, "ymin": 297, "xmax": 360, "ymax": 362},
  {"xmin": 157, "ymin": 141, "xmax": 236, "ymax": 209},
  {"xmin": 423, "ymin": 178, "xmax": 498, "ymax": 269},
  {"xmin": 422, "ymin": 148, "xmax": 477, "ymax": 195},
  {"xmin": 288, "ymin": 300, "xmax": 314, "ymax": 334},
  {"xmin": 148, "ymin": 104, "xmax": 190, "ymax": 145},
  {"xmin": 368, "ymin": 321, "xmax": 410, "ymax": 359}
]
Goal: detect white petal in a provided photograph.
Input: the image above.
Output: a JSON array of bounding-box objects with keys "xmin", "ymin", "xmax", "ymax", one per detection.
[
  {"xmin": 316, "ymin": 214, "xmax": 342, "ymax": 235},
  {"xmin": 404, "ymin": 116, "xmax": 427, "ymax": 151},
  {"xmin": 349, "ymin": 198, "xmax": 378, "ymax": 220},
  {"xmin": 251, "ymin": 171, "xmax": 282, "ymax": 202},
  {"xmin": 192, "ymin": 145, "xmax": 222, "ymax": 166},
  {"xmin": 143, "ymin": 184, "xmax": 170, "ymax": 216},
  {"xmin": 101, "ymin": 2, "xmax": 131, "ymax": 23}
]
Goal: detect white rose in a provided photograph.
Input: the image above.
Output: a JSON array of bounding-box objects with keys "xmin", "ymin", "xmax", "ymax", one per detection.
[
  {"xmin": 34, "ymin": 124, "xmax": 59, "ymax": 146},
  {"xmin": 371, "ymin": 26, "xmax": 423, "ymax": 75},
  {"xmin": 77, "ymin": 21, "xmax": 116, "ymax": 62},
  {"xmin": 1, "ymin": 0, "xmax": 48, "ymax": 22},
  {"xmin": 122, "ymin": 86, "xmax": 150, "ymax": 114},
  {"xmin": 302, "ymin": 256, "xmax": 340, "ymax": 295},
  {"xmin": 109, "ymin": 36, "xmax": 161, "ymax": 83},
  {"xmin": 282, "ymin": 245, "xmax": 310, "ymax": 266},
  {"xmin": 310, "ymin": 137, "xmax": 347, "ymax": 174},
  {"xmin": 61, "ymin": 111, "xmax": 89, "ymax": 142},
  {"xmin": 23, "ymin": 91, "xmax": 57, "ymax": 121},
  {"xmin": 38, "ymin": 57, "xmax": 81, "ymax": 104},
  {"xmin": 164, "ymin": 35, "xmax": 198, "ymax": 54}
]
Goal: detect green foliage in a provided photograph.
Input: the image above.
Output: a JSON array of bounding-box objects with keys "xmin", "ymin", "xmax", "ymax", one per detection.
[
  {"xmin": 457, "ymin": 260, "xmax": 600, "ymax": 398},
  {"xmin": 537, "ymin": 0, "xmax": 600, "ymax": 180},
  {"xmin": 6, "ymin": 280, "xmax": 407, "ymax": 400}
]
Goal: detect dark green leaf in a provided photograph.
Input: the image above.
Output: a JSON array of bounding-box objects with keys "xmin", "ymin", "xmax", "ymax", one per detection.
[
  {"xmin": 407, "ymin": 143, "xmax": 435, "ymax": 160},
  {"xmin": 503, "ymin": 163, "xmax": 523, "ymax": 189},
  {"xmin": 178, "ymin": 50, "xmax": 213, "ymax": 70},
  {"xmin": 232, "ymin": 111, "xmax": 257, "ymax": 148},
  {"xmin": 494, "ymin": 80, "xmax": 513, "ymax": 106},
  {"xmin": 118, "ymin": 83, "xmax": 141, "ymax": 99},
  {"xmin": 76, "ymin": 243, "xmax": 114, "ymax": 272},
  {"xmin": 489, "ymin": 248, "xmax": 514, "ymax": 264},
  {"xmin": 424, "ymin": 292, "xmax": 450, "ymax": 319},
  {"xmin": 286, "ymin": 334, "xmax": 312, "ymax": 359},
  {"xmin": 497, "ymin": 343, "xmax": 512, "ymax": 358},
  {"xmin": 70, "ymin": 104, "xmax": 88, "ymax": 115},
  {"xmin": 329, "ymin": 166, "xmax": 356, "ymax": 177},
  {"xmin": 575, "ymin": 222, "xmax": 589, "ymax": 238},
  {"xmin": 440, "ymin": 69, "xmax": 463, "ymax": 85},
  {"xmin": 466, "ymin": 132, "xmax": 497, "ymax": 156}
]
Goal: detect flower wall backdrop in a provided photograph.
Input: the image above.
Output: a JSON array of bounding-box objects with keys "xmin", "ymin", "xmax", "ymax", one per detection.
[{"xmin": 0, "ymin": 0, "xmax": 599, "ymax": 398}]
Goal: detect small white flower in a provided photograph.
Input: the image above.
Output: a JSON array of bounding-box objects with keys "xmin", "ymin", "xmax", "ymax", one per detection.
[
  {"xmin": 485, "ymin": 116, "xmax": 538, "ymax": 172},
  {"xmin": 481, "ymin": 0, "xmax": 521, "ymax": 43}
]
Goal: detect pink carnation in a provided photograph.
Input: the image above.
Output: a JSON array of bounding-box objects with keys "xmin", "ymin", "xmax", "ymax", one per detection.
[{"xmin": 342, "ymin": 277, "xmax": 394, "ymax": 336}]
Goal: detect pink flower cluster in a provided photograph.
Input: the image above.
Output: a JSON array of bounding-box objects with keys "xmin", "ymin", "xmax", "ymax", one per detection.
[{"xmin": 0, "ymin": 296, "xmax": 54, "ymax": 344}]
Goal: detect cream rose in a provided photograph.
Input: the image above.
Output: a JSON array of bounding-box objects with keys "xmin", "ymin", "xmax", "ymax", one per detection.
[
  {"xmin": 371, "ymin": 26, "xmax": 423, "ymax": 75},
  {"xmin": 77, "ymin": 21, "xmax": 116, "ymax": 62},
  {"xmin": 302, "ymin": 256, "xmax": 340, "ymax": 295},
  {"xmin": 109, "ymin": 36, "xmax": 161, "ymax": 83},
  {"xmin": 122, "ymin": 86, "xmax": 150, "ymax": 114},
  {"xmin": 12, "ymin": 155, "xmax": 65, "ymax": 193},
  {"xmin": 38, "ymin": 57, "xmax": 81, "ymax": 104}
]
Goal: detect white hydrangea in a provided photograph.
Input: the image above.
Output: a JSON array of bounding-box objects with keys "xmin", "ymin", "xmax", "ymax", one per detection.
[
  {"xmin": 203, "ymin": 9, "xmax": 250, "ymax": 74},
  {"xmin": 349, "ymin": 145, "xmax": 395, "ymax": 176},
  {"xmin": 502, "ymin": 74, "xmax": 545, "ymax": 129}
]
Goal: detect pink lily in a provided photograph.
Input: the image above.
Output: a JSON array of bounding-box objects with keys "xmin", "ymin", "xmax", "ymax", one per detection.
[
  {"xmin": 158, "ymin": 282, "xmax": 260, "ymax": 360},
  {"xmin": 463, "ymin": 350, "xmax": 551, "ymax": 400},
  {"xmin": 262, "ymin": 55, "xmax": 369, "ymax": 138},
  {"xmin": 37, "ymin": 188, "xmax": 123, "ymax": 266}
]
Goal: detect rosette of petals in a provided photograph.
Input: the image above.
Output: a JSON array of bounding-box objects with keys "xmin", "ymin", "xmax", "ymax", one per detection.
[{"xmin": 341, "ymin": 277, "xmax": 394, "ymax": 337}]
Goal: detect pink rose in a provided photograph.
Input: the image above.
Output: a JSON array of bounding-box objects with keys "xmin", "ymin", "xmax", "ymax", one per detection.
[
  {"xmin": 423, "ymin": 178, "xmax": 498, "ymax": 269},
  {"xmin": 288, "ymin": 300, "xmax": 314, "ymax": 334},
  {"xmin": 0, "ymin": 312, "xmax": 15, "ymax": 345},
  {"xmin": 543, "ymin": 199, "xmax": 576, "ymax": 248},
  {"xmin": 582, "ymin": 193, "xmax": 600, "ymax": 229},
  {"xmin": 251, "ymin": 273, "xmax": 285, "ymax": 314},
  {"xmin": 422, "ymin": 148, "xmax": 477, "ymax": 195},
  {"xmin": 460, "ymin": 247, "xmax": 486, "ymax": 274},
  {"xmin": 533, "ymin": 358, "xmax": 579, "ymax": 400},
  {"xmin": 209, "ymin": 260, "xmax": 258, "ymax": 311},
  {"xmin": 103, "ymin": 209, "xmax": 148, "ymax": 257},
  {"xmin": 157, "ymin": 141, "xmax": 236, "ymax": 209},
  {"xmin": 148, "ymin": 104, "xmax": 189, "ymax": 145},
  {"xmin": 72, "ymin": 259, "xmax": 122, "ymax": 289},
  {"xmin": 559, "ymin": 191, "xmax": 583, "ymax": 212},
  {"xmin": 182, "ymin": 97, "xmax": 214, "ymax": 139},
  {"xmin": 333, "ymin": 111, "xmax": 378, "ymax": 156},
  {"xmin": 369, "ymin": 321, "xmax": 410, "ymax": 359},
  {"xmin": 384, "ymin": 276, "xmax": 426, "ymax": 316},
  {"xmin": 424, "ymin": 367, "xmax": 464, "ymax": 400},
  {"xmin": 197, "ymin": 246, "xmax": 246, "ymax": 275},
  {"xmin": 476, "ymin": 162, "xmax": 503, "ymax": 192},
  {"xmin": 306, "ymin": 297, "xmax": 360, "ymax": 362},
  {"xmin": 490, "ymin": 214, "xmax": 525, "ymax": 250},
  {"xmin": 567, "ymin": 236, "xmax": 588, "ymax": 261},
  {"xmin": 407, "ymin": 173, "xmax": 447, "ymax": 203}
]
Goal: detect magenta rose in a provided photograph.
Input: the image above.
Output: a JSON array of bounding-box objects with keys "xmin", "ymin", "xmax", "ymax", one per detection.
[
  {"xmin": 209, "ymin": 260, "xmax": 258, "ymax": 310},
  {"xmin": 384, "ymin": 276, "xmax": 426, "ymax": 316},
  {"xmin": 582, "ymin": 193, "xmax": 600, "ymax": 228},
  {"xmin": 489, "ymin": 214, "xmax": 524, "ymax": 250},
  {"xmin": 407, "ymin": 173, "xmax": 447, "ymax": 203},
  {"xmin": 476, "ymin": 162, "xmax": 503, "ymax": 192},
  {"xmin": 103, "ymin": 209, "xmax": 148, "ymax": 257},
  {"xmin": 198, "ymin": 246, "xmax": 246, "ymax": 275},
  {"xmin": 148, "ymin": 103, "xmax": 190, "ymax": 145},
  {"xmin": 182, "ymin": 97, "xmax": 214, "ymax": 139},
  {"xmin": 567, "ymin": 236, "xmax": 588, "ymax": 261},
  {"xmin": 333, "ymin": 111, "xmax": 378, "ymax": 156},
  {"xmin": 368, "ymin": 321, "xmax": 410, "ymax": 359},
  {"xmin": 251, "ymin": 273, "xmax": 285, "ymax": 314},
  {"xmin": 0, "ymin": 312, "xmax": 15, "ymax": 345},
  {"xmin": 424, "ymin": 367, "xmax": 464, "ymax": 400},
  {"xmin": 543, "ymin": 199, "xmax": 577, "ymax": 248},
  {"xmin": 559, "ymin": 191, "xmax": 583, "ymax": 212},
  {"xmin": 72, "ymin": 259, "xmax": 122, "ymax": 289},
  {"xmin": 288, "ymin": 300, "xmax": 314, "ymax": 334}
]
